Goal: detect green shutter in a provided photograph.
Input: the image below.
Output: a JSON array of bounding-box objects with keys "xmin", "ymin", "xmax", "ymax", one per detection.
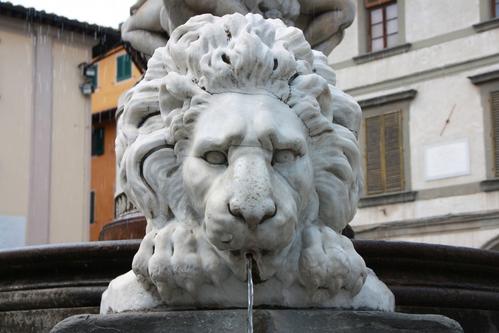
[
  {"xmin": 90, "ymin": 191, "xmax": 95, "ymax": 224},
  {"xmin": 90, "ymin": 64, "xmax": 98, "ymax": 89},
  {"xmin": 92, "ymin": 127, "xmax": 105, "ymax": 156},
  {"xmin": 117, "ymin": 54, "xmax": 131, "ymax": 81}
]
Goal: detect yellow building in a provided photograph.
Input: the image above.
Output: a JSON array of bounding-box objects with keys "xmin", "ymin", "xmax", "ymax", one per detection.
[
  {"xmin": 0, "ymin": 2, "xmax": 120, "ymax": 248},
  {"xmin": 90, "ymin": 46, "xmax": 141, "ymax": 241},
  {"xmin": 92, "ymin": 47, "xmax": 142, "ymax": 113}
]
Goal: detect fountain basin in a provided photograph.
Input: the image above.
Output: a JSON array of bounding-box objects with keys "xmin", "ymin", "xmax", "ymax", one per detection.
[
  {"xmin": 0, "ymin": 240, "xmax": 497, "ymax": 332},
  {"xmin": 50, "ymin": 309, "xmax": 462, "ymax": 333}
]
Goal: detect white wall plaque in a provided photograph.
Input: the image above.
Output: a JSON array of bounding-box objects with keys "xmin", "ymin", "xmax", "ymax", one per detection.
[
  {"xmin": 424, "ymin": 139, "xmax": 470, "ymax": 181},
  {"xmin": 0, "ymin": 216, "xmax": 26, "ymax": 249}
]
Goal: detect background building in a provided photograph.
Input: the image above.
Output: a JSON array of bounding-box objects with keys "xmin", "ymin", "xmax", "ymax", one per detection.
[
  {"xmin": 330, "ymin": 0, "xmax": 499, "ymax": 250},
  {"xmin": 0, "ymin": 2, "xmax": 119, "ymax": 248},
  {"xmin": 89, "ymin": 45, "xmax": 141, "ymax": 241}
]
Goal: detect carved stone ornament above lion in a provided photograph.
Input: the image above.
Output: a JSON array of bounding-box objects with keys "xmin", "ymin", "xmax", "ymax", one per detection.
[
  {"xmin": 121, "ymin": 0, "xmax": 356, "ymax": 61},
  {"xmin": 101, "ymin": 13, "xmax": 395, "ymax": 314}
]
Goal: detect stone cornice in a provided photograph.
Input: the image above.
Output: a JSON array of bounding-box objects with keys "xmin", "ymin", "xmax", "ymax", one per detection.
[
  {"xmin": 358, "ymin": 191, "xmax": 417, "ymax": 208},
  {"xmin": 355, "ymin": 210, "xmax": 499, "ymax": 239},
  {"xmin": 468, "ymin": 69, "xmax": 499, "ymax": 85},
  {"xmin": 352, "ymin": 43, "xmax": 412, "ymax": 65},
  {"xmin": 357, "ymin": 89, "xmax": 418, "ymax": 109},
  {"xmin": 473, "ymin": 17, "xmax": 499, "ymax": 33}
]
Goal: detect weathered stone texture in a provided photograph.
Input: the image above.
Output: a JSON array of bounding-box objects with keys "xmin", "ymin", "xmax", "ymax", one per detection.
[{"xmin": 51, "ymin": 310, "xmax": 463, "ymax": 333}]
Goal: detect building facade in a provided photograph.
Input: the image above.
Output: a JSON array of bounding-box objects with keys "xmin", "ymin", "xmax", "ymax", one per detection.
[
  {"xmin": 0, "ymin": 3, "xmax": 119, "ymax": 248},
  {"xmin": 90, "ymin": 46, "xmax": 141, "ymax": 241},
  {"xmin": 330, "ymin": 0, "xmax": 499, "ymax": 250}
]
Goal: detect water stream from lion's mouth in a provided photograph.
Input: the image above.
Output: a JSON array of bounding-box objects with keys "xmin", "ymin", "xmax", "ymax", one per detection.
[{"xmin": 246, "ymin": 254, "xmax": 254, "ymax": 333}]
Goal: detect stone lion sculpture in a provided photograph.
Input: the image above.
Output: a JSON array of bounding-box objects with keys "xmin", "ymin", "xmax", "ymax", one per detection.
[{"xmin": 101, "ymin": 13, "xmax": 394, "ymax": 314}]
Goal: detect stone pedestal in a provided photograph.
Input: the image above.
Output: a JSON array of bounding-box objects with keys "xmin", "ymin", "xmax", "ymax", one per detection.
[{"xmin": 51, "ymin": 309, "xmax": 462, "ymax": 333}]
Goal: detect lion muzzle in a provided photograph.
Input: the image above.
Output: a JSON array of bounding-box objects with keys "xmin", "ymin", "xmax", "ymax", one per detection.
[{"xmin": 227, "ymin": 150, "xmax": 277, "ymax": 229}]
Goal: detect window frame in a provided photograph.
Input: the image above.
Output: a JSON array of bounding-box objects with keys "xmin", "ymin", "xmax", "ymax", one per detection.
[
  {"xmin": 491, "ymin": 90, "xmax": 499, "ymax": 177},
  {"xmin": 91, "ymin": 126, "xmax": 105, "ymax": 156},
  {"xmin": 90, "ymin": 64, "xmax": 98, "ymax": 90},
  {"xmin": 480, "ymin": 82, "xmax": 499, "ymax": 179},
  {"xmin": 469, "ymin": 71, "xmax": 499, "ymax": 181},
  {"xmin": 116, "ymin": 53, "xmax": 132, "ymax": 82},
  {"xmin": 478, "ymin": 0, "xmax": 499, "ymax": 22},
  {"xmin": 359, "ymin": 100, "xmax": 412, "ymax": 197},
  {"xmin": 367, "ymin": 1, "xmax": 398, "ymax": 52},
  {"xmin": 358, "ymin": 0, "xmax": 406, "ymax": 56}
]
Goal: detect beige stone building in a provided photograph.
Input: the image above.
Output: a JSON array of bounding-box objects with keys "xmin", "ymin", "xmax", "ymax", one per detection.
[
  {"xmin": 0, "ymin": 2, "xmax": 120, "ymax": 248},
  {"xmin": 330, "ymin": 0, "xmax": 499, "ymax": 250}
]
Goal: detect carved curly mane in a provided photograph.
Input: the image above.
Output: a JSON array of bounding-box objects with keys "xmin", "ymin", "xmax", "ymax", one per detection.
[{"xmin": 116, "ymin": 13, "xmax": 362, "ymax": 233}]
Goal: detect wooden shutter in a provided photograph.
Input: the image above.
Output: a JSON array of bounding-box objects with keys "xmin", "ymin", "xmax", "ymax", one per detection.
[
  {"xmin": 365, "ymin": 0, "xmax": 393, "ymax": 9},
  {"xmin": 492, "ymin": 91, "xmax": 499, "ymax": 177},
  {"xmin": 365, "ymin": 111, "xmax": 404, "ymax": 195},
  {"xmin": 383, "ymin": 112, "xmax": 404, "ymax": 192},
  {"xmin": 366, "ymin": 116, "xmax": 384, "ymax": 194}
]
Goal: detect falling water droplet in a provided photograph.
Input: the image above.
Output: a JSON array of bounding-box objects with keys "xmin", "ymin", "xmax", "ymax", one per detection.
[{"xmin": 246, "ymin": 254, "xmax": 254, "ymax": 333}]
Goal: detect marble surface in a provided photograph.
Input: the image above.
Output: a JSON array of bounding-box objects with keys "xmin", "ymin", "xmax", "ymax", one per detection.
[
  {"xmin": 121, "ymin": 0, "xmax": 356, "ymax": 57},
  {"xmin": 52, "ymin": 310, "xmax": 463, "ymax": 333},
  {"xmin": 102, "ymin": 13, "xmax": 394, "ymax": 313}
]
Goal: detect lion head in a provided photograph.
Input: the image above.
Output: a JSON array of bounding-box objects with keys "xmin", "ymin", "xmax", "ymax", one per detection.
[{"xmin": 104, "ymin": 13, "xmax": 394, "ymax": 312}]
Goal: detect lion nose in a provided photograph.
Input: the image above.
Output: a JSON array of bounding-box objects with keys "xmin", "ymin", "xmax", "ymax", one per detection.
[
  {"xmin": 228, "ymin": 151, "xmax": 277, "ymax": 228},
  {"xmin": 228, "ymin": 199, "xmax": 277, "ymax": 227}
]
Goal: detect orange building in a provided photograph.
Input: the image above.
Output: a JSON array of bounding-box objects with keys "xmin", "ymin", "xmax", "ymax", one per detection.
[{"xmin": 90, "ymin": 46, "xmax": 141, "ymax": 241}]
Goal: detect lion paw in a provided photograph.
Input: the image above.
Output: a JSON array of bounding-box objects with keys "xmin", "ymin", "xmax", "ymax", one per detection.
[
  {"xmin": 132, "ymin": 222, "xmax": 231, "ymax": 304},
  {"xmin": 299, "ymin": 225, "xmax": 367, "ymax": 302}
]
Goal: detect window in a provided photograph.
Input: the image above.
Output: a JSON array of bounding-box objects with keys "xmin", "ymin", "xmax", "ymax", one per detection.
[
  {"xmin": 92, "ymin": 127, "xmax": 105, "ymax": 156},
  {"xmin": 358, "ymin": 90, "xmax": 416, "ymax": 198},
  {"xmin": 89, "ymin": 64, "xmax": 98, "ymax": 89},
  {"xmin": 491, "ymin": 91, "xmax": 499, "ymax": 176},
  {"xmin": 366, "ymin": 1, "xmax": 398, "ymax": 52},
  {"xmin": 365, "ymin": 111, "xmax": 404, "ymax": 195},
  {"xmin": 468, "ymin": 71, "xmax": 499, "ymax": 181},
  {"xmin": 116, "ymin": 54, "xmax": 132, "ymax": 82},
  {"xmin": 494, "ymin": 0, "xmax": 499, "ymax": 18},
  {"xmin": 90, "ymin": 191, "xmax": 95, "ymax": 224}
]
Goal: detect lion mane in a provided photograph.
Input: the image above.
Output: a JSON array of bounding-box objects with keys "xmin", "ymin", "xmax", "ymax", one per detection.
[{"xmin": 105, "ymin": 13, "xmax": 393, "ymax": 312}]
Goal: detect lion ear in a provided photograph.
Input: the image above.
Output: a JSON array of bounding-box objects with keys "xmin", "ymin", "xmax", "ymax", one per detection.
[
  {"xmin": 330, "ymin": 85, "xmax": 361, "ymax": 138},
  {"xmin": 312, "ymin": 125, "xmax": 362, "ymax": 232},
  {"xmin": 310, "ymin": 51, "xmax": 361, "ymax": 139},
  {"xmin": 122, "ymin": 130, "xmax": 165, "ymax": 222},
  {"xmin": 142, "ymin": 143, "xmax": 189, "ymax": 225}
]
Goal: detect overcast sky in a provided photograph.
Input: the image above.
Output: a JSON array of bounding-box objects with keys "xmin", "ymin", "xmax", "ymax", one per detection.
[{"xmin": 7, "ymin": 0, "xmax": 137, "ymax": 28}]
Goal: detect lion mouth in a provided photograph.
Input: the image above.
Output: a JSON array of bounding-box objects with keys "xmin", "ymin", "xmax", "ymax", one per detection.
[
  {"xmin": 246, "ymin": 252, "xmax": 263, "ymax": 284},
  {"xmin": 229, "ymin": 250, "xmax": 265, "ymax": 284}
]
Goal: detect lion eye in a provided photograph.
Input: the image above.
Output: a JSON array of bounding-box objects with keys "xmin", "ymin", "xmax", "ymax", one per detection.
[
  {"xmin": 203, "ymin": 151, "xmax": 227, "ymax": 165},
  {"xmin": 272, "ymin": 149, "xmax": 297, "ymax": 164}
]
